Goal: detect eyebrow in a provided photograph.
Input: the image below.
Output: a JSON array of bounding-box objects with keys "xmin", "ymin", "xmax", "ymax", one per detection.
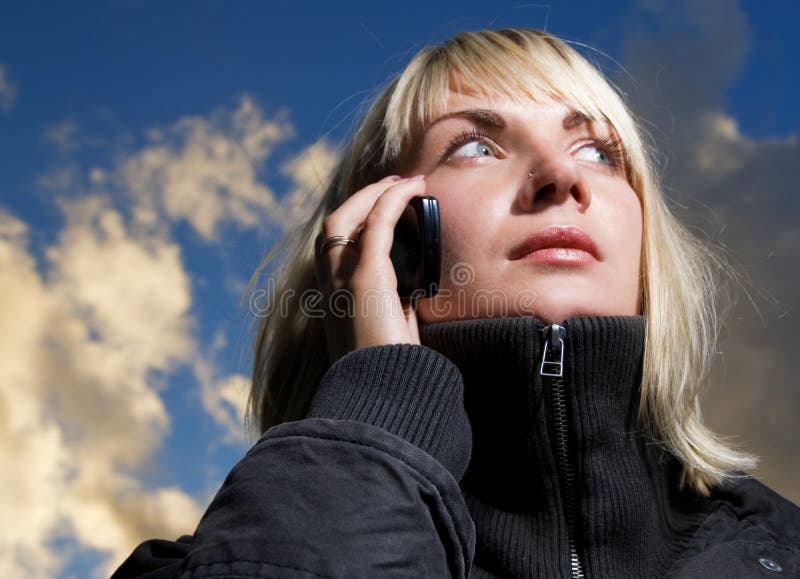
[
  {"xmin": 425, "ymin": 108, "xmax": 507, "ymax": 131},
  {"xmin": 562, "ymin": 110, "xmax": 593, "ymax": 130},
  {"xmin": 423, "ymin": 107, "xmax": 594, "ymax": 135}
]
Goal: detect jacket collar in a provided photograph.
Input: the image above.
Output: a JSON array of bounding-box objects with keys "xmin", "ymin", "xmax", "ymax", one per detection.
[{"xmin": 419, "ymin": 315, "xmax": 707, "ymax": 577}]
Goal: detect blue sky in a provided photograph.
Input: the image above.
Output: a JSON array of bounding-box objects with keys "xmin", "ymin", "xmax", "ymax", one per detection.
[{"xmin": 1, "ymin": 1, "xmax": 799, "ymax": 577}]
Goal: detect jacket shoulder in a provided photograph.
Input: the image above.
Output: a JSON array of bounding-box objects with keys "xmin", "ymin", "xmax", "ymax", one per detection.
[
  {"xmin": 669, "ymin": 476, "xmax": 800, "ymax": 577},
  {"xmin": 709, "ymin": 476, "xmax": 800, "ymax": 544}
]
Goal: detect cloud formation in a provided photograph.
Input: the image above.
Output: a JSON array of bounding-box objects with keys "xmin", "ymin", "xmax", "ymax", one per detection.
[
  {"xmin": 280, "ymin": 137, "xmax": 340, "ymax": 225},
  {"xmin": 619, "ymin": 0, "xmax": 800, "ymax": 502},
  {"xmin": 123, "ymin": 96, "xmax": 294, "ymax": 241},
  {"xmin": 1, "ymin": 94, "xmax": 340, "ymax": 577},
  {"xmin": 0, "ymin": 202, "xmax": 201, "ymax": 578},
  {"xmin": 193, "ymin": 330, "xmax": 250, "ymax": 443}
]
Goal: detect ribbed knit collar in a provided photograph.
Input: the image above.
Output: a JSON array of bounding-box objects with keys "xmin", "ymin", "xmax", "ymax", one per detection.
[{"xmin": 419, "ymin": 315, "xmax": 706, "ymax": 579}]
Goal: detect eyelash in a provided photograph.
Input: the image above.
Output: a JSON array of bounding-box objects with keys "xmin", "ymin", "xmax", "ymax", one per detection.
[
  {"xmin": 442, "ymin": 128, "xmax": 498, "ymax": 160},
  {"xmin": 442, "ymin": 129, "xmax": 626, "ymax": 170},
  {"xmin": 586, "ymin": 135, "xmax": 626, "ymax": 169}
]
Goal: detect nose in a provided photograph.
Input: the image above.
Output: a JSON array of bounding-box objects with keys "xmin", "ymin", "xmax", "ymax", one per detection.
[{"xmin": 517, "ymin": 156, "xmax": 592, "ymax": 213}]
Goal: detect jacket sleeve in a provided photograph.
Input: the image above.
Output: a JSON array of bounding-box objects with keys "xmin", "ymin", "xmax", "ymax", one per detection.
[{"xmin": 110, "ymin": 344, "xmax": 476, "ymax": 578}]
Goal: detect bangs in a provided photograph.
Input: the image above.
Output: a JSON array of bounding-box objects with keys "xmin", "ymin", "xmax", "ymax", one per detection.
[{"xmin": 381, "ymin": 29, "xmax": 641, "ymax": 190}]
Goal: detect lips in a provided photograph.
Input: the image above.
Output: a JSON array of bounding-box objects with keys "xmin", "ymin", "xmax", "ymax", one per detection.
[{"xmin": 508, "ymin": 225, "xmax": 600, "ymax": 261}]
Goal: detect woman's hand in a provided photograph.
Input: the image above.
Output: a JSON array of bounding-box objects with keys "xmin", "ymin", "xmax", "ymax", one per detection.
[{"xmin": 314, "ymin": 174, "xmax": 427, "ymax": 363}]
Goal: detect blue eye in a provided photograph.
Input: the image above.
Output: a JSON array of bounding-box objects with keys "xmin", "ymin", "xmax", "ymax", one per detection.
[
  {"xmin": 575, "ymin": 144, "xmax": 612, "ymax": 165},
  {"xmin": 451, "ymin": 140, "xmax": 496, "ymax": 159},
  {"xmin": 574, "ymin": 137, "xmax": 625, "ymax": 168}
]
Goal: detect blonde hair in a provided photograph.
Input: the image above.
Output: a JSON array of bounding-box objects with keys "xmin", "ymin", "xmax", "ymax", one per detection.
[{"xmin": 246, "ymin": 28, "xmax": 756, "ymax": 495}]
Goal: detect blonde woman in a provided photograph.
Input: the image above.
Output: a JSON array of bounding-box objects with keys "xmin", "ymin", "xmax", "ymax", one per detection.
[{"xmin": 113, "ymin": 29, "xmax": 800, "ymax": 578}]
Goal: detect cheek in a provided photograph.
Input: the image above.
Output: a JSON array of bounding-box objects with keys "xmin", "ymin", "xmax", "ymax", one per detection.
[
  {"xmin": 440, "ymin": 212, "xmax": 473, "ymax": 257},
  {"xmin": 437, "ymin": 198, "xmax": 508, "ymax": 273},
  {"xmin": 434, "ymin": 192, "xmax": 484, "ymax": 260},
  {"xmin": 425, "ymin": 164, "xmax": 516, "ymax": 248}
]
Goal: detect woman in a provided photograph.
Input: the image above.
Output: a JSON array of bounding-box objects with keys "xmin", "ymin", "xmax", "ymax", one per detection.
[{"xmin": 112, "ymin": 28, "xmax": 799, "ymax": 578}]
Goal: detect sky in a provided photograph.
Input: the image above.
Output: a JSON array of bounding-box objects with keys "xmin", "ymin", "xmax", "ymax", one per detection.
[{"xmin": 1, "ymin": 1, "xmax": 798, "ymax": 577}]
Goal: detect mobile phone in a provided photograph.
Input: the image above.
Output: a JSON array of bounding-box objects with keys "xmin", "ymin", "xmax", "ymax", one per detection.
[{"xmin": 390, "ymin": 195, "xmax": 441, "ymax": 299}]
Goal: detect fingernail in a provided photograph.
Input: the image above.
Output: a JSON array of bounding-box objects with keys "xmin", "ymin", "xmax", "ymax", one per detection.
[
  {"xmin": 410, "ymin": 174, "xmax": 425, "ymax": 182},
  {"xmin": 382, "ymin": 174, "xmax": 403, "ymax": 182}
]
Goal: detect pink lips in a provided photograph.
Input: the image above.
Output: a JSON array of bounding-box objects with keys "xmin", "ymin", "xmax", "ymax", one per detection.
[{"xmin": 509, "ymin": 225, "xmax": 600, "ymax": 265}]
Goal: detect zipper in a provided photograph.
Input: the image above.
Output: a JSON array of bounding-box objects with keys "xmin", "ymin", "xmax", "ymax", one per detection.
[{"xmin": 540, "ymin": 323, "xmax": 585, "ymax": 579}]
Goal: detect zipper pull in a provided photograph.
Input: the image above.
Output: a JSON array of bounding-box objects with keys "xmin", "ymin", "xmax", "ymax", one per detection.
[{"xmin": 540, "ymin": 323, "xmax": 566, "ymax": 377}]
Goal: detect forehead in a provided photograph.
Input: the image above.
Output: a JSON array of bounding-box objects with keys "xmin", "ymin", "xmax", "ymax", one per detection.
[{"xmin": 445, "ymin": 87, "xmax": 563, "ymax": 108}]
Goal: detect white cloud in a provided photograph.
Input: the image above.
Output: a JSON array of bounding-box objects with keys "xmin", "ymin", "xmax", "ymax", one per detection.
[
  {"xmin": 0, "ymin": 93, "xmax": 343, "ymax": 577},
  {"xmin": 280, "ymin": 138, "xmax": 339, "ymax": 227},
  {"xmin": 0, "ymin": 201, "xmax": 203, "ymax": 578},
  {"xmin": 0, "ymin": 64, "xmax": 19, "ymax": 112},
  {"xmin": 193, "ymin": 331, "xmax": 249, "ymax": 443},
  {"xmin": 123, "ymin": 95, "xmax": 294, "ymax": 241},
  {"xmin": 0, "ymin": 214, "xmax": 67, "ymax": 579},
  {"xmin": 48, "ymin": 197, "xmax": 194, "ymax": 379},
  {"xmin": 89, "ymin": 167, "xmax": 107, "ymax": 184},
  {"xmin": 0, "ymin": 211, "xmax": 67, "ymax": 579},
  {"xmin": 691, "ymin": 111, "xmax": 754, "ymax": 175}
]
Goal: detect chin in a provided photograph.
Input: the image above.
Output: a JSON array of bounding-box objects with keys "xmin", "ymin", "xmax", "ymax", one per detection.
[
  {"xmin": 522, "ymin": 300, "xmax": 615, "ymax": 325},
  {"xmin": 415, "ymin": 282, "xmax": 638, "ymax": 324}
]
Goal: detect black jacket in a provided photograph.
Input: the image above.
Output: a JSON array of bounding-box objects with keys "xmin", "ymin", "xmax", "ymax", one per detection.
[{"xmin": 111, "ymin": 316, "xmax": 800, "ymax": 578}]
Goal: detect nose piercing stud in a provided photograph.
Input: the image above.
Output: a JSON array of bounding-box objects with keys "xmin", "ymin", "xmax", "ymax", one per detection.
[{"xmin": 527, "ymin": 171, "xmax": 534, "ymax": 179}]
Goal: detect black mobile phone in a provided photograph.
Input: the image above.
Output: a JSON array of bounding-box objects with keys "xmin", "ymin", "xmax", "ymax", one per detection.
[{"xmin": 390, "ymin": 195, "xmax": 441, "ymax": 299}]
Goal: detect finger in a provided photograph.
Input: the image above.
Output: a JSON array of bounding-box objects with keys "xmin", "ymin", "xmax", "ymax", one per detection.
[
  {"xmin": 403, "ymin": 302, "xmax": 420, "ymax": 344},
  {"xmin": 315, "ymin": 233, "xmax": 359, "ymax": 292},
  {"xmin": 316, "ymin": 176, "xmax": 402, "ymax": 258},
  {"xmin": 357, "ymin": 176, "xmax": 427, "ymax": 269},
  {"xmin": 313, "ymin": 231, "xmax": 332, "ymax": 285},
  {"xmin": 317, "ymin": 176, "xmax": 408, "ymax": 290},
  {"xmin": 320, "ymin": 175, "xmax": 403, "ymax": 240}
]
